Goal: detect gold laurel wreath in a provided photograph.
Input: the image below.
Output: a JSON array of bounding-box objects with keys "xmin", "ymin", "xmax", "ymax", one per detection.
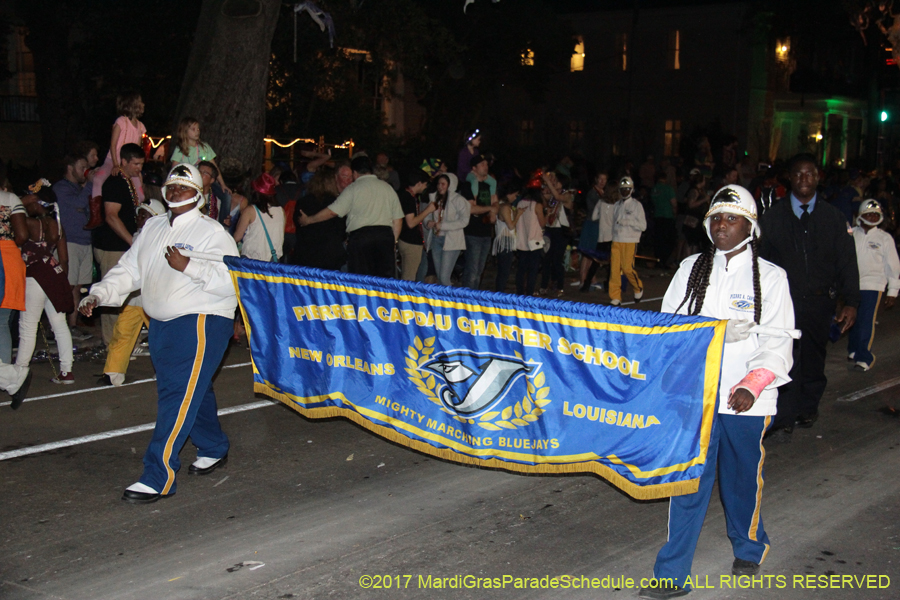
[{"xmin": 406, "ymin": 340, "xmax": 551, "ymax": 430}]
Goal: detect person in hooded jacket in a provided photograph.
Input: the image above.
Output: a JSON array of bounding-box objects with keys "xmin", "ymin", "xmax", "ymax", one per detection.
[{"xmin": 422, "ymin": 173, "xmax": 470, "ymax": 287}]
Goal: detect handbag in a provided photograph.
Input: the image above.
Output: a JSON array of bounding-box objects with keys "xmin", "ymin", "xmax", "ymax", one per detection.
[
  {"xmin": 528, "ymin": 238, "xmax": 545, "ymax": 251},
  {"xmin": 254, "ymin": 206, "xmax": 279, "ymax": 262},
  {"xmin": 27, "ymin": 257, "xmax": 74, "ymax": 313}
]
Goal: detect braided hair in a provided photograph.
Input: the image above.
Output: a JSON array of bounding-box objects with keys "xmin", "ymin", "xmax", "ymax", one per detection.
[
  {"xmin": 674, "ymin": 244, "xmax": 715, "ymax": 317},
  {"xmin": 749, "ymin": 237, "xmax": 762, "ymax": 324},
  {"xmin": 675, "ymin": 233, "xmax": 763, "ymax": 324}
]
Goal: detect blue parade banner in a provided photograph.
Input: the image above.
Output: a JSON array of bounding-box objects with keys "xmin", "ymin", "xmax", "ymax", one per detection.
[{"xmin": 227, "ymin": 257, "xmax": 725, "ymax": 500}]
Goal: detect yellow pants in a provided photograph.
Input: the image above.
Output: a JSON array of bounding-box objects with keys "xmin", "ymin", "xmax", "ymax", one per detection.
[
  {"xmin": 608, "ymin": 242, "xmax": 643, "ymax": 301},
  {"xmin": 103, "ymin": 305, "xmax": 149, "ymax": 375}
]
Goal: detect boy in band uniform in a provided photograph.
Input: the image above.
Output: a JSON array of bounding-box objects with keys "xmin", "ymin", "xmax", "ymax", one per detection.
[{"xmin": 81, "ymin": 163, "xmax": 238, "ymax": 503}]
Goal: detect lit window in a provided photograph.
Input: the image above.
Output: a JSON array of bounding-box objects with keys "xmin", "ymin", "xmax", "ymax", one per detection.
[
  {"xmin": 664, "ymin": 120, "xmax": 681, "ymax": 157},
  {"xmin": 668, "ymin": 30, "xmax": 681, "ymax": 70},
  {"xmin": 15, "ymin": 28, "xmax": 36, "ymax": 96},
  {"xmin": 521, "ymin": 48, "xmax": 534, "ymax": 66},
  {"xmin": 775, "ymin": 38, "xmax": 790, "ymax": 64},
  {"xmin": 616, "ymin": 34, "xmax": 628, "ymax": 71},
  {"xmin": 571, "ymin": 37, "xmax": 585, "ymax": 72},
  {"xmin": 520, "ymin": 120, "xmax": 535, "ymax": 145}
]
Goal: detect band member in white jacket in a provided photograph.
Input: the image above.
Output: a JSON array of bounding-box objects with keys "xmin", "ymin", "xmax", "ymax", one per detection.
[
  {"xmin": 847, "ymin": 199, "xmax": 900, "ymax": 371},
  {"xmin": 641, "ymin": 185, "xmax": 794, "ymax": 599},
  {"xmin": 609, "ymin": 176, "xmax": 646, "ymax": 305},
  {"xmin": 80, "ymin": 164, "xmax": 239, "ymax": 504}
]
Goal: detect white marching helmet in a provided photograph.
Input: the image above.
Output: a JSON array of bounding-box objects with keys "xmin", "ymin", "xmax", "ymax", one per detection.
[
  {"xmin": 618, "ymin": 176, "xmax": 634, "ymax": 198},
  {"xmin": 162, "ymin": 163, "xmax": 206, "ymax": 209},
  {"xmin": 857, "ymin": 199, "xmax": 884, "ymax": 227},
  {"xmin": 704, "ymin": 184, "xmax": 760, "ymax": 243},
  {"xmin": 137, "ymin": 198, "xmax": 167, "ymax": 218}
]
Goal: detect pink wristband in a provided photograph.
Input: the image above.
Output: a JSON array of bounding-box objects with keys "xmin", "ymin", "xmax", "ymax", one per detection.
[{"xmin": 730, "ymin": 368, "xmax": 776, "ymax": 400}]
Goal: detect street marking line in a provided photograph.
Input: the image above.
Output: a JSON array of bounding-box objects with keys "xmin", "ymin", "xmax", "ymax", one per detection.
[
  {"xmin": 0, "ymin": 362, "xmax": 252, "ymax": 408},
  {"xmin": 0, "ymin": 400, "xmax": 275, "ymax": 461},
  {"xmin": 836, "ymin": 376, "xmax": 900, "ymax": 402}
]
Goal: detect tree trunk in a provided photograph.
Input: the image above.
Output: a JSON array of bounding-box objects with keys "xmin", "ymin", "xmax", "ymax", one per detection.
[{"xmin": 174, "ymin": 0, "xmax": 283, "ymax": 179}]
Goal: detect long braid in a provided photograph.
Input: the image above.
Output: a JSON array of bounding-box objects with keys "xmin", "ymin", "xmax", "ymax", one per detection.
[
  {"xmin": 674, "ymin": 244, "xmax": 716, "ymax": 315},
  {"xmin": 751, "ymin": 235, "xmax": 762, "ymax": 324}
]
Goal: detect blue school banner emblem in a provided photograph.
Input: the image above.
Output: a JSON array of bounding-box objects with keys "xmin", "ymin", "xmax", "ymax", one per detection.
[{"xmin": 227, "ymin": 258, "xmax": 725, "ymax": 500}]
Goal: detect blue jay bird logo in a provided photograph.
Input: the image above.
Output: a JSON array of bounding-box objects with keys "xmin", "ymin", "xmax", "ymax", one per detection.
[{"xmin": 420, "ymin": 351, "xmax": 537, "ymax": 417}]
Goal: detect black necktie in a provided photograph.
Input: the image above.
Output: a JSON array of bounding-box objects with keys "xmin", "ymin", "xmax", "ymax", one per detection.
[{"xmin": 800, "ymin": 204, "xmax": 809, "ymax": 232}]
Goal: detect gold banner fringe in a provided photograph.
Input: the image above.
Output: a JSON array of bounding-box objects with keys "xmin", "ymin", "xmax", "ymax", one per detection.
[{"xmin": 255, "ymin": 382, "xmax": 700, "ymax": 500}]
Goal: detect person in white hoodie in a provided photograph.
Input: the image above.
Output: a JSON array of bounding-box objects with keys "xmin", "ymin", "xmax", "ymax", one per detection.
[
  {"xmin": 847, "ymin": 199, "xmax": 900, "ymax": 371},
  {"xmin": 80, "ymin": 163, "xmax": 239, "ymax": 504},
  {"xmin": 422, "ymin": 173, "xmax": 470, "ymax": 287},
  {"xmin": 640, "ymin": 184, "xmax": 794, "ymax": 600},
  {"xmin": 609, "ymin": 176, "xmax": 647, "ymax": 305}
]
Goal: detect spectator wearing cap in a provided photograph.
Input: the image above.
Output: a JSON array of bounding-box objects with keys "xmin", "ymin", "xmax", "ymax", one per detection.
[
  {"xmin": 397, "ymin": 169, "xmax": 436, "ymax": 281},
  {"xmin": 459, "ymin": 153, "xmax": 498, "ymax": 289},
  {"xmin": 298, "ymin": 155, "xmax": 403, "ymax": 278},
  {"xmin": 81, "ymin": 162, "xmax": 239, "ymax": 503},
  {"xmin": 98, "ymin": 199, "xmax": 167, "ymax": 387},
  {"xmin": 420, "ymin": 158, "xmax": 446, "ymax": 180},
  {"xmin": 234, "ymin": 173, "xmax": 285, "ymax": 263},
  {"xmin": 53, "ymin": 154, "xmax": 94, "ymax": 340}
]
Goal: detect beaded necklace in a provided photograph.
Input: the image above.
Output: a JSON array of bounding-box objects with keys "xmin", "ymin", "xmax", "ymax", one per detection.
[{"xmin": 119, "ymin": 171, "xmax": 140, "ymax": 207}]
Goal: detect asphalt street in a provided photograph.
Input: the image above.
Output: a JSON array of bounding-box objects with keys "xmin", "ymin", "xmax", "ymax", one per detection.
[{"xmin": 1, "ymin": 269, "xmax": 899, "ymax": 600}]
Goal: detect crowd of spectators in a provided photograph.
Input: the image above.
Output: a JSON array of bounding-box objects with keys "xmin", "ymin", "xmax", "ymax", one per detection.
[{"xmin": 3, "ymin": 95, "xmax": 900, "ymax": 399}]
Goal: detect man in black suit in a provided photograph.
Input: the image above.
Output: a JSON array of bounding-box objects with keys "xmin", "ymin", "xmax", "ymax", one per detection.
[{"xmin": 759, "ymin": 153, "xmax": 859, "ymax": 440}]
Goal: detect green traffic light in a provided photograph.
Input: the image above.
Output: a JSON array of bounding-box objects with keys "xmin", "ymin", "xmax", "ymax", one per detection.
[{"xmin": 881, "ymin": 110, "xmax": 889, "ymax": 122}]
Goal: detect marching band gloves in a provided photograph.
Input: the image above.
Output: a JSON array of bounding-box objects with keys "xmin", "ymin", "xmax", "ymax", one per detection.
[
  {"xmin": 79, "ymin": 294, "xmax": 100, "ymax": 310},
  {"xmin": 724, "ymin": 319, "xmax": 753, "ymax": 343}
]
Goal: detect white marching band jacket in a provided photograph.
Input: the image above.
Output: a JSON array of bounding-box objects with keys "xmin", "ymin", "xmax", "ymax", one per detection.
[
  {"xmin": 662, "ymin": 248, "xmax": 795, "ymax": 416},
  {"xmin": 852, "ymin": 226, "xmax": 900, "ymax": 295},
  {"xmin": 90, "ymin": 207, "xmax": 239, "ymax": 321}
]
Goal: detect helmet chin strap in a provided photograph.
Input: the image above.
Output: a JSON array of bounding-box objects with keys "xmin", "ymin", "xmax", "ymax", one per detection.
[
  {"xmin": 715, "ymin": 235, "xmax": 752, "ymax": 256},
  {"xmin": 167, "ymin": 192, "xmax": 202, "ymax": 208},
  {"xmin": 858, "ymin": 214, "xmax": 883, "ymax": 227}
]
